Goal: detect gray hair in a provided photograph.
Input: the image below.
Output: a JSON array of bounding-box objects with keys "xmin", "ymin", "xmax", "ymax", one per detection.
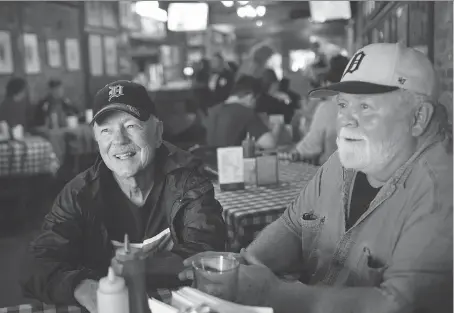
[{"xmin": 400, "ymin": 89, "xmax": 452, "ymax": 152}]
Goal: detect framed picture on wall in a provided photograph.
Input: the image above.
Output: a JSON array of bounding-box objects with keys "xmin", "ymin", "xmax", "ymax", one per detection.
[
  {"xmin": 89, "ymin": 34, "xmax": 103, "ymax": 76},
  {"xmin": 0, "ymin": 31, "xmax": 13, "ymax": 74},
  {"xmin": 104, "ymin": 36, "xmax": 118, "ymax": 76},
  {"xmin": 47, "ymin": 39, "xmax": 61, "ymax": 68},
  {"xmin": 65, "ymin": 38, "xmax": 81, "ymax": 71},
  {"xmin": 101, "ymin": 2, "xmax": 118, "ymax": 29},
  {"xmin": 85, "ymin": 1, "xmax": 102, "ymax": 27},
  {"xmin": 23, "ymin": 33, "xmax": 40, "ymax": 74}
]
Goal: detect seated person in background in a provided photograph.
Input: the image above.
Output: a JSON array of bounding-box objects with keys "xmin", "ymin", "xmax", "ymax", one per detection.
[
  {"xmin": 282, "ymin": 55, "xmax": 350, "ymax": 165},
  {"xmin": 278, "ymin": 77, "xmax": 301, "ymax": 124},
  {"xmin": 0, "ymin": 77, "xmax": 31, "ymax": 131},
  {"xmin": 23, "ymin": 81, "xmax": 227, "ymax": 312},
  {"xmin": 34, "ymin": 79, "xmax": 79, "ymax": 128},
  {"xmin": 255, "ymin": 68, "xmax": 292, "ymax": 119},
  {"xmin": 182, "ymin": 43, "xmax": 453, "ymax": 313},
  {"xmin": 208, "ymin": 53, "xmax": 235, "ymax": 108},
  {"xmin": 205, "ymin": 75, "xmax": 282, "ymax": 149}
]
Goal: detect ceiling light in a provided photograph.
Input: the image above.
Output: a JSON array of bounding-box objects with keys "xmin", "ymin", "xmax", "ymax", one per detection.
[
  {"xmin": 238, "ymin": 1, "xmax": 249, "ymax": 5},
  {"xmin": 134, "ymin": 1, "xmax": 168, "ymax": 22},
  {"xmin": 237, "ymin": 7, "xmax": 246, "ymax": 18},
  {"xmin": 244, "ymin": 5, "xmax": 256, "ymax": 18},
  {"xmin": 256, "ymin": 5, "xmax": 266, "ymax": 17},
  {"xmin": 256, "ymin": 20, "xmax": 263, "ymax": 27},
  {"xmin": 221, "ymin": 1, "xmax": 234, "ymax": 7}
]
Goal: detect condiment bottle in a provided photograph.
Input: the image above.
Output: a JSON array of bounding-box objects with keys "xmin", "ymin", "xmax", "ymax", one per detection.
[
  {"xmin": 111, "ymin": 234, "xmax": 151, "ymax": 313},
  {"xmin": 97, "ymin": 267, "xmax": 129, "ymax": 313},
  {"xmin": 242, "ymin": 133, "xmax": 255, "ymax": 158}
]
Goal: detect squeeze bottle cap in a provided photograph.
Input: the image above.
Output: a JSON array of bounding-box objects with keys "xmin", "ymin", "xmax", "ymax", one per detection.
[{"xmin": 98, "ymin": 267, "xmax": 126, "ymax": 294}]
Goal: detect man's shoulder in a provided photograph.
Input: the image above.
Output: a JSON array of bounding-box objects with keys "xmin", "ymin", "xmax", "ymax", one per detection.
[
  {"xmin": 161, "ymin": 143, "xmax": 214, "ymax": 193},
  {"xmin": 318, "ymin": 151, "xmax": 343, "ymax": 178},
  {"xmin": 56, "ymin": 163, "xmax": 101, "ymax": 203},
  {"xmin": 406, "ymin": 141, "xmax": 453, "ymax": 204}
]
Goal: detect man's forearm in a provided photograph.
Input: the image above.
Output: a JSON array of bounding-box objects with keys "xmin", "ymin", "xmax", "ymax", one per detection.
[
  {"xmin": 246, "ymin": 219, "xmax": 302, "ymax": 274},
  {"xmin": 270, "ymin": 281, "xmax": 399, "ymax": 313}
]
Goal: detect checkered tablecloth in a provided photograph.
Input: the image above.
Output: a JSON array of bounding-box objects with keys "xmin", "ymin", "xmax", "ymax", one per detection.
[
  {"xmin": 0, "ymin": 137, "xmax": 59, "ymax": 177},
  {"xmin": 0, "ymin": 289, "xmax": 172, "ymax": 313},
  {"xmin": 215, "ymin": 161, "xmax": 319, "ymax": 250}
]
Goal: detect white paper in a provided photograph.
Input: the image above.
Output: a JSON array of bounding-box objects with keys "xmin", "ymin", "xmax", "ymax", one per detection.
[
  {"xmin": 0, "ymin": 31, "xmax": 13, "ymax": 73},
  {"xmin": 88, "ymin": 34, "xmax": 103, "ymax": 76},
  {"xmin": 217, "ymin": 147, "xmax": 244, "ymax": 185},
  {"xmin": 23, "ymin": 33, "xmax": 40, "ymax": 74},
  {"xmin": 47, "ymin": 39, "xmax": 61, "ymax": 68},
  {"xmin": 172, "ymin": 287, "xmax": 273, "ymax": 313},
  {"xmin": 65, "ymin": 38, "xmax": 81, "ymax": 71},
  {"xmin": 104, "ymin": 36, "xmax": 118, "ymax": 76},
  {"xmin": 111, "ymin": 228, "xmax": 173, "ymax": 253},
  {"xmin": 148, "ymin": 298, "xmax": 178, "ymax": 313}
]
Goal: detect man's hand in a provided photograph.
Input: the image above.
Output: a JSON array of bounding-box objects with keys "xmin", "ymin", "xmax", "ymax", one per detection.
[
  {"xmin": 236, "ymin": 262, "xmax": 280, "ymax": 307},
  {"xmin": 177, "ymin": 251, "xmax": 242, "ymax": 281},
  {"xmin": 74, "ymin": 279, "xmax": 99, "ymax": 313}
]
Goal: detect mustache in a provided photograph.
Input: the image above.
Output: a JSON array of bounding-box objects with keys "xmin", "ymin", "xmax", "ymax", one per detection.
[
  {"xmin": 338, "ymin": 128, "xmax": 367, "ymax": 140},
  {"xmin": 111, "ymin": 145, "xmax": 137, "ymax": 154}
]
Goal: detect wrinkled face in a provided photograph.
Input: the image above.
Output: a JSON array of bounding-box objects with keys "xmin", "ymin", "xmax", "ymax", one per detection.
[
  {"xmin": 93, "ymin": 111, "xmax": 163, "ymax": 179},
  {"xmin": 336, "ymin": 91, "xmax": 415, "ymax": 174}
]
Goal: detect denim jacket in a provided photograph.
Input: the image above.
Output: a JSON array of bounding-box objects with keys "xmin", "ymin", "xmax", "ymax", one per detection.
[{"xmin": 278, "ymin": 134, "xmax": 453, "ymax": 312}]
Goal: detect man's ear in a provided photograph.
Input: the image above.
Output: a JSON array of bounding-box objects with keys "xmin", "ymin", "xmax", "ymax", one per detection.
[{"xmin": 411, "ymin": 101, "xmax": 434, "ymax": 136}]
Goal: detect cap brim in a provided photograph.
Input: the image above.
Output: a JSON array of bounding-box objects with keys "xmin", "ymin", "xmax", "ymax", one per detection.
[
  {"xmin": 308, "ymin": 81, "xmax": 400, "ymax": 98},
  {"xmin": 90, "ymin": 103, "xmax": 149, "ymax": 125}
]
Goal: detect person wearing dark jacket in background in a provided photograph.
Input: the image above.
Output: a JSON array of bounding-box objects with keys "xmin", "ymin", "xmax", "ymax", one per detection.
[
  {"xmin": 34, "ymin": 79, "xmax": 79, "ymax": 128},
  {"xmin": 208, "ymin": 53, "xmax": 234, "ymax": 108},
  {"xmin": 255, "ymin": 69, "xmax": 292, "ymax": 121},
  {"xmin": 22, "ymin": 81, "xmax": 227, "ymax": 312},
  {"xmin": 0, "ymin": 77, "xmax": 31, "ymax": 131},
  {"xmin": 278, "ymin": 77, "xmax": 301, "ymax": 124}
]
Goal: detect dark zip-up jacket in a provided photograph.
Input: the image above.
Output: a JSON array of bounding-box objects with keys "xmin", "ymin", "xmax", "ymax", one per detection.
[{"xmin": 22, "ymin": 142, "xmax": 227, "ymax": 304}]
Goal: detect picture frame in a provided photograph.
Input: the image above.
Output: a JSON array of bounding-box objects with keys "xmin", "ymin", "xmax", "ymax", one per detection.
[
  {"xmin": 23, "ymin": 33, "xmax": 40, "ymax": 74},
  {"xmin": 104, "ymin": 36, "xmax": 118, "ymax": 76},
  {"xmin": 65, "ymin": 38, "xmax": 81, "ymax": 71},
  {"xmin": 47, "ymin": 39, "xmax": 61, "ymax": 68},
  {"xmin": 0, "ymin": 31, "xmax": 13, "ymax": 74},
  {"xmin": 88, "ymin": 34, "xmax": 103, "ymax": 76}
]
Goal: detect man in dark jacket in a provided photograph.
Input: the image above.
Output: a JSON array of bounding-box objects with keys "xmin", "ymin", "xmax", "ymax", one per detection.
[
  {"xmin": 34, "ymin": 79, "xmax": 79, "ymax": 128},
  {"xmin": 208, "ymin": 53, "xmax": 234, "ymax": 108},
  {"xmin": 22, "ymin": 80, "xmax": 227, "ymax": 311}
]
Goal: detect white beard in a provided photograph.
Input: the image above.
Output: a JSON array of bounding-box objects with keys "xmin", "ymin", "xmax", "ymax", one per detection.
[{"xmin": 336, "ymin": 128, "xmax": 398, "ymax": 174}]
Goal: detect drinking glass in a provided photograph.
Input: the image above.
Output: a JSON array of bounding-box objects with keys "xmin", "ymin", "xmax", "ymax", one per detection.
[{"xmin": 192, "ymin": 255, "xmax": 239, "ymax": 301}]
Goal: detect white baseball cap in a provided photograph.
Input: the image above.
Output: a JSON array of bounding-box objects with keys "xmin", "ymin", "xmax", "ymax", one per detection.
[{"xmin": 309, "ymin": 43, "xmax": 438, "ymax": 101}]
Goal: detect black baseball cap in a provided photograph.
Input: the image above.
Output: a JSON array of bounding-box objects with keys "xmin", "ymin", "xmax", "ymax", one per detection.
[{"xmin": 91, "ymin": 80, "xmax": 156, "ymax": 125}]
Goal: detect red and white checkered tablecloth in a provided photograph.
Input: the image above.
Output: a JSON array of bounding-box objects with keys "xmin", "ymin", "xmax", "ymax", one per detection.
[
  {"xmin": 0, "ymin": 289, "xmax": 172, "ymax": 313},
  {"xmin": 215, "ymin": 161, "xmax": 319, "ymax": 250},
  {"xmin": 0, "ymin": 136, "xmax": 59, "ymax": 177}
]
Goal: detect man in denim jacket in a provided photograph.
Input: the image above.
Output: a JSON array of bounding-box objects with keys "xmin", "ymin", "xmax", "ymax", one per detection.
[{"xmin": 183, "ymin": 43, "xmax": 453, "ymax": 313}]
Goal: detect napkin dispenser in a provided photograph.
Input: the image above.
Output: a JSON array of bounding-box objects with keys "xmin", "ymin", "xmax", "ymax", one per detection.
[
  {"xmin": 217, "ymin": 147, "xmax": 245, "ymax": 191},
  {"xmin": 256, "ymin": 152, "xmax": 278, "ymax": 186}
]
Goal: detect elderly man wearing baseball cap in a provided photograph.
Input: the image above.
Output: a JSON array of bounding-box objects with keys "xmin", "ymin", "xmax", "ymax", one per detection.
[
  {"xmin": 181, "ymin": 43, "xmax": 453, "ymax": 312},
  {"xmin": 23, "ymin": 81, "xmax": 227, "ymax": 311}
]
